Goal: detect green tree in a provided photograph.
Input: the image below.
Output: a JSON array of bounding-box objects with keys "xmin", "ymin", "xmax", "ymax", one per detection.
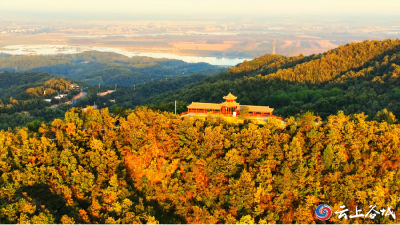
[{"xmin": 374, "ymin": 108, "xmax": 397, "ymax": 124}]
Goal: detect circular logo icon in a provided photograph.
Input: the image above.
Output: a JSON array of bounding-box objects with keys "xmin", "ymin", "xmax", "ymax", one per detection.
[{"xmin": 316, "ymin": 204, "xmax": 332, "ymax": 221}]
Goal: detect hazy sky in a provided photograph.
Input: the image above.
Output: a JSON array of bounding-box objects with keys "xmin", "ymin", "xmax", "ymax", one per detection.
[{"xmin": 1, "ymin": 0, "xmax": 399, "ymax": 21}]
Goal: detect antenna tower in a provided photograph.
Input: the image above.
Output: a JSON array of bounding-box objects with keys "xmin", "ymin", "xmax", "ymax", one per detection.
[{"xmin": 272, "ymin": 39, "xmax": 276, "ymax": 55}]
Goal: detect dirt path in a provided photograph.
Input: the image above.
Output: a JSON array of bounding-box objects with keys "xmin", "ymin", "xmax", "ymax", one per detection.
[
  {"xmin": 98, "ymin": 90, "xmax": 114, "ymax": 96},
  {"xmin": 72, "ymin": 91, "xmax": 85, "ymax": 101},
  {"xmin": 50, "ymin": 89, "xmax": 87, "ymax": 108}
]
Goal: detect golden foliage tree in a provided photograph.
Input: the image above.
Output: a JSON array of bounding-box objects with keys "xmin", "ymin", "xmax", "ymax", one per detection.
[{"xmin": 0, "ymin": 107, "xmax": 399, "ymax": 223}]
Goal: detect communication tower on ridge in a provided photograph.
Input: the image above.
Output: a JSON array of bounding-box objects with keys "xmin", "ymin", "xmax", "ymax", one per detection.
[{"xmin": 272, "ymin": 39, "xmax": 276, "ymax": 55}]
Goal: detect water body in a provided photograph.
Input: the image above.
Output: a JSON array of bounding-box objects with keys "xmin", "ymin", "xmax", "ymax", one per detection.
[
  {"xmin": 0, "ymin": 45, "xmax": 251, "ymax": 66},
  {"xmin": 70, "ymin": 32, "xmax": 239, "ymax": 38}
]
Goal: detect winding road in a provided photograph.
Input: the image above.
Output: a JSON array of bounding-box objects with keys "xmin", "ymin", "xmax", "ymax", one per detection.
[
  {"xmin": 50, "ymin": 88, "xmax": 87, "ymax": 108},
  {"xmin": 71, "ymin": 88, "xmax": 87, "ymax": 105}
]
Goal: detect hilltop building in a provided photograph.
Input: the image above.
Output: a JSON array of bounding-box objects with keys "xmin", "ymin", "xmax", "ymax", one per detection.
[{"xmin": 181, "ymin": 92, "xmax": 279, "ymax": 119}]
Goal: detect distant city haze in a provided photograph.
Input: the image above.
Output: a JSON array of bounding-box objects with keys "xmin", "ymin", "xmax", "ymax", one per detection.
[
  {"xmin": 1, "ymin": 0, "xmax": 399, "ymax": 21},
  {"xmin": 1, "ymin": 0, "xmax": 400, "ymax": 64}
]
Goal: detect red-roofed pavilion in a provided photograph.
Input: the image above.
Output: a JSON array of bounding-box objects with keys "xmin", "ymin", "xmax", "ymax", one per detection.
[{"xmin": 181, "ymin": 92, "xmax": 278, "ymax": 118}]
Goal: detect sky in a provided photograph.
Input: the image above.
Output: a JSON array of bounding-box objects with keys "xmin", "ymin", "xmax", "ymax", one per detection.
[{"xmin": 1, "ymin": 0, "xmax": 399, "ymax": 21}]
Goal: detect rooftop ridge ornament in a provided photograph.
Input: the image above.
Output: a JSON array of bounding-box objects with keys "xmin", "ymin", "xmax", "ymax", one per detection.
[{"xmin": 223, "ymin": 92, "xmax": 237, "ymax": 100}]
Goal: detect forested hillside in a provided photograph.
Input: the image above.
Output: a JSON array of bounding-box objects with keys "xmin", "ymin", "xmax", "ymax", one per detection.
[
  {"xmin": 0, "ymin": 72, "xmax": 56, "ymax": 99},
  {"xmin": 0, "ymin": 71, "xmax": 213, "ymax": 130},
  {"xmin": 146, "ymin": 39, "xmax": 400, "ymax": 119},
  {"xmin": 81, "ymin": 73, "xmax": 210, "ymax": 111},
  {"xmin": 0, "ymin": 107, "xmax": 399, "ymax": 224},
  {"xmin": 0, "ymin": 51, "xmax": 224, "ymax": 86},
  {"xmin": 4, "ymin": 40, "xmax": 400, "ymax": 128},
  {"xmin": 0, "ymin": 72, "xmax": 87, "ymax": 130}
]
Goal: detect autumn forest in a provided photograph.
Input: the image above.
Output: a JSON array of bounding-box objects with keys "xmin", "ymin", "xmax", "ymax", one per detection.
[
  {"xmin": 1, "ymin": 39, "xmax": 400, "ymax": 224},
  {"xmin": 1, "ymin": 107, "xmax": 399, "ymax": 223}
]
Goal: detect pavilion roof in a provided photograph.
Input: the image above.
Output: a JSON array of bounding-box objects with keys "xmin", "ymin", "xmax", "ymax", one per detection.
[
  {"xmin": 241, "ymin": 105, "xmax": 274, "ymax": 113},
  {"xmin": 223, "ymin": 92, "xmax": 237, "ymax": 100},
  {"xmin": 187, "ymin": 102, "xmax": 222, "ymax": 110},
  {"xmin": 221, "ymin": 101, "xmax": 240, "ymax": 107}
]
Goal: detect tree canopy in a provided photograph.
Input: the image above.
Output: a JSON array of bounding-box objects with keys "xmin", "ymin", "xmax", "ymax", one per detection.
[{"xmin": 0, "ymin": 108, "xmax": 399, "ymax": 223}]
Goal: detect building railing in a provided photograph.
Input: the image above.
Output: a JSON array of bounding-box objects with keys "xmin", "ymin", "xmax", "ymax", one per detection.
[{"xmin": 179, "ymin": 111, "xmax": 282, "ymax": 120}]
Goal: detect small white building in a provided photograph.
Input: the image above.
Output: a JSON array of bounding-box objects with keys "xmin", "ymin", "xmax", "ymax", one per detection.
[
  {"xmin": 69, "ymin": 84, "xmax": 80, "ymax": 90},
  {"xmin": 54, "ymin": 94, "xmax": 67, "ymax": 100},
  {"xmin": 44, "ymin": 99, "xmax": 51, "ymax": 102}
]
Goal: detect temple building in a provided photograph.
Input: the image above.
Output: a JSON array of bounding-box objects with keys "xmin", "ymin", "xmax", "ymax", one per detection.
[{"xmin": 181, "ymin": 92, "xmax": 275, "ymax": 118}]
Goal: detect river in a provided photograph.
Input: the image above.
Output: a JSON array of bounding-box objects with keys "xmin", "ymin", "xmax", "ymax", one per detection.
[{"xmin": 0, "ymin": 45, "xmax": 252, "ymax": 66}]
